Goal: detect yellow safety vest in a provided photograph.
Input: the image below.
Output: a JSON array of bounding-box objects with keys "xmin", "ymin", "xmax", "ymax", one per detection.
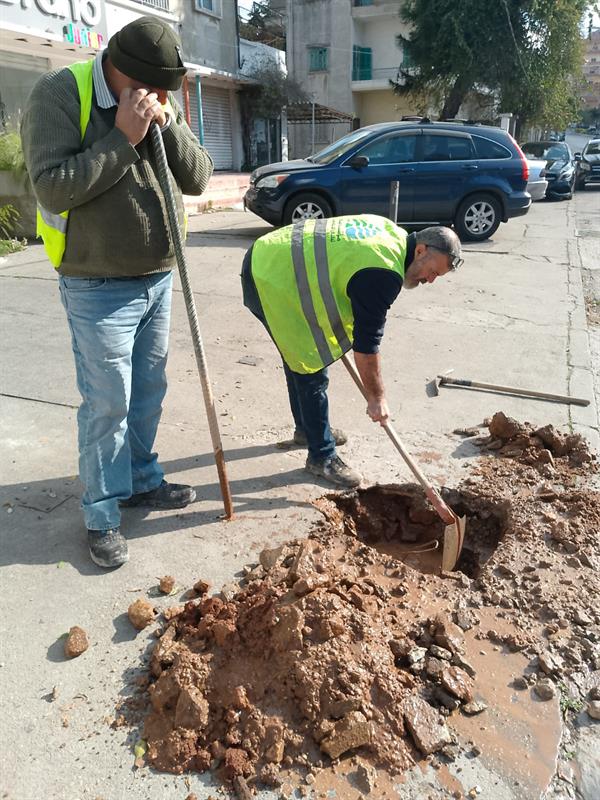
[
  {"xmin": 251, "ymin": 215, "xmax": 407, "ymax": 374},
  {"xmin": 36, "ymin": 60, "xmax": 94, "ymax": 268}
]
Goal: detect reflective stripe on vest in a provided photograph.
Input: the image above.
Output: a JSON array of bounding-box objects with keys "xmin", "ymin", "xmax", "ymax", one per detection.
[
  {"xmin": 251, "ymin": 214, "xmax": 407, "ymax": 374},
  {"xmin": 37, "ymin": 60, "xmax": 94, "ymax": 268}
]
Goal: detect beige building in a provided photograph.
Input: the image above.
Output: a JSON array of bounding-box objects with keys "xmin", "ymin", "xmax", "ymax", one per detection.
[
  {"xmin": 582, "ymin": 28, "xmax": 600, "ymax": 110},
  {"xmin": 273, "ymin": 0, "xmax": 416, "ymax": 157}
]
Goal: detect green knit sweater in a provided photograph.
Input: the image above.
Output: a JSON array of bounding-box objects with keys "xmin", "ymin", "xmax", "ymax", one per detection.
[{"xmin": 21, "ymin": 67, "xmax": 213, "ymax": 277}]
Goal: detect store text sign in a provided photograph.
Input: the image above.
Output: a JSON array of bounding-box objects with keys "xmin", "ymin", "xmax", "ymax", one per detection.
[{"xmin": 0, "ymin": 0, "xmax": 107, "ymax": 43}]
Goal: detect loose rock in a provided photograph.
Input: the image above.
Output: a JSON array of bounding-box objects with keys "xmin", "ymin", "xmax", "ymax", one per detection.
[
  {"xmin": 64, "ymin": 626, "xmax": 89, "ymax": 659},
  {"xmin": 128, "ymin": 599, "xmax": 156, "ymax": 631}
]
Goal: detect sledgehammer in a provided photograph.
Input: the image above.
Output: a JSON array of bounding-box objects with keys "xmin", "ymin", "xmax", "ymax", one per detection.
[{"xmin": 428, "ymin": 373, "xmax": 590, "ymax": 407}]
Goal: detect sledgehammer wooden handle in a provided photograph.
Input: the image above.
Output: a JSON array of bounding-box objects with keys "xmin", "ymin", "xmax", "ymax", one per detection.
[
  {"xmin": 341, "ymin": 354, "xmax": 456, "ymax": 526},
  {"xmin": 438, "ymin": 376, "xmax": 590, "ymax": 406}
]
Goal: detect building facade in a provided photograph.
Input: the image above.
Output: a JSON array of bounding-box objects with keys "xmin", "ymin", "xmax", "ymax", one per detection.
[
  {"xmin": 274, "ymin": 0, "xmax": 415, "ymax": 158},
  {"xmin": 0, "ymin": 0, "xmax": 286, "ymax": 171},
  {"xmin": 582, "ymin": 28, "xmax": 600, "ymax": 111}
]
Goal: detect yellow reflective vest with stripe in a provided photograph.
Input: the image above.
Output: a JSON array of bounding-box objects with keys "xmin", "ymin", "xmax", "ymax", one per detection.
[
  {"xmin": 36, "ymin": 60, "xmax": 94, "ymax": 268},
  {"xmin": 251, "ymin": 214, "xmax": 407, "ymax": 374}
]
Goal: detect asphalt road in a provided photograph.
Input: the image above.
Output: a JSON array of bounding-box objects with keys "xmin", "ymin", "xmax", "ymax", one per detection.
[{"xmin": 1, "ymin": 185, "xmax": 598, "ymax": 799}]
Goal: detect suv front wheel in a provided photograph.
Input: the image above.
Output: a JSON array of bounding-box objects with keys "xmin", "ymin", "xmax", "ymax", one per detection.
[
  {"xmin": 283, "ymin": 193, "xmax": 333, "ymax": 226},
  {"xmin": 454, "ymin": 193, "xmax": 501, "ymax": 241}
]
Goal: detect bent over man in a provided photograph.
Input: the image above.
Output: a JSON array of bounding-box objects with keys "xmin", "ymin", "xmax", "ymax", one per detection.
[
  {"xmin": 21, "ymin": 17, "xmax": 214, "ymax": 568},
  {"xmin": 242, "ymin": 215, "xmax": 462, "ymax": 488}
]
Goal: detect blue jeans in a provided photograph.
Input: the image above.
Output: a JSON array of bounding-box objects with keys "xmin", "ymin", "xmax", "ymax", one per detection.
[
  {"xmin": 241, "ymin": 249, "xmax": 335, "ymax": 462},
  {"xmin": 59, "ymin": 272, "xmax": 172, "ymax": 530}
]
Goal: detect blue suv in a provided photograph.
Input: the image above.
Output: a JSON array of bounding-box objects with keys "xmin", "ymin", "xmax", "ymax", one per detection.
[{"xmin": 244, "ymin": 121, "xmax": 531, "ymax": 241}]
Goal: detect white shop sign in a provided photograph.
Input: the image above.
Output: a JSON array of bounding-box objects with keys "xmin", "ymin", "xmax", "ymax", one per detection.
[{"xmin": 0, "ymin": 0, "xmax": 108, "ymax": 48}]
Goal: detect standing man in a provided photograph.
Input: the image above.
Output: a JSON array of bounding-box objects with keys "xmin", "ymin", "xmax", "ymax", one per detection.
[
  {"xmin": 242, "ymin": 215, "xmax": 462, "ymax": 488},
  {"xmin": 21, "ymin": 17, "xmax": 214, "ymax": 568}
]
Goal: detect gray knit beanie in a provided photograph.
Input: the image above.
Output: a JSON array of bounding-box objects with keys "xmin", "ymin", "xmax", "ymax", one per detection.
[{"xmin": 108, "ymin": 16, "xmax": 186, "ymax": 90}]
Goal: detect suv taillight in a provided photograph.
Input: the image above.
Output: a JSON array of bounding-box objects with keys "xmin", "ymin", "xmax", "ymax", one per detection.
[{"xmin": 509, "ymin": 134, "xmax": 529, "ymax": 182}]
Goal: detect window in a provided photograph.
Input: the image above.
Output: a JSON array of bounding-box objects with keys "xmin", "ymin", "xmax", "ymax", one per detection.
[
  {"xmin": 421, "ymin": 133, "xmax": 473, "ymax": 161},
  {"xmin": 309, "ymin": 47, "xmax": 328, "ymax": 72},
  {"xmin": 358, "ymin": 134, "xmax": 418, "ymax": 164},
  {"xmin": 352, "ymin": 46, "xmax": 372, "ymax": 80},
  {"xmin": 473, "ymin": 136, "xmax": 511, "ymax": 159},
  {"xmin": 195, "ymin": 0, "xmax": 220, "ymax": 15}
]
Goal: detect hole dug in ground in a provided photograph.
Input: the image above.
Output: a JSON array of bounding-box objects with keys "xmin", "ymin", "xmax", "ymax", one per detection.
[{"xmin": 329, "ymin": 483, "xmax": 509, "ymax": 578}]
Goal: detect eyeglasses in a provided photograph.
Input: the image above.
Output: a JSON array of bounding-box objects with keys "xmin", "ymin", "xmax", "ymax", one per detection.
[{"xmin": 429, "ymin": 245, "xmax": 463, "ymax": 271}]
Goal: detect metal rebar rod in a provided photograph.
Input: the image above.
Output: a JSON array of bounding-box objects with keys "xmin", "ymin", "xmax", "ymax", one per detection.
[{"xmin": 151, "ymin": 122, "xmax": 233, "ymax": 519}]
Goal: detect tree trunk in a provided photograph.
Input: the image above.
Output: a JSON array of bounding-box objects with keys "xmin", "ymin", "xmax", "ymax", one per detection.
[{"xmin": 441, "ymin": 76, "xmax": 471, "ymax": 119}]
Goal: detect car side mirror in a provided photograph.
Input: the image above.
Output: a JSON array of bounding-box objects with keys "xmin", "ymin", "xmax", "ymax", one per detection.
[
  {"xmin": 347, "ymin": 155, "xmax": 369, "ymax": 169},
  {"xmin": 574, "ymin": 153, "xmax": 582, "ymax": 161}
]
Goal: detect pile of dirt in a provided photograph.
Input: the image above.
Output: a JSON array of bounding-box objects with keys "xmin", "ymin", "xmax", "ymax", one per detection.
[
  {"xmin": 120, "ymin": 413, "xmax": 600, "ymax": 798},
  {"xmin": 472, "ymin": 411, "xmax": 596, "ymax": 471}
]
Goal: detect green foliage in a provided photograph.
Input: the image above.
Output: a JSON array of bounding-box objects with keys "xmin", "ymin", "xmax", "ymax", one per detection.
[
  {"xmin": 0, "ymin": 203, "xmax": 20, "ymax": 238},
  {"xmin": 0, "ymin": 132, "xmax": 26, "ymax": 173},
  {"xmin": 558, "ymin": 682, "xmax": 584, "ymax": 716},
  {"xmin": 0, "ymin": 203, "xmax": 26, "ymax": 255},
  {"xmin": 394, "ymin": 0, "xmax": 589, "ymax": 129}
]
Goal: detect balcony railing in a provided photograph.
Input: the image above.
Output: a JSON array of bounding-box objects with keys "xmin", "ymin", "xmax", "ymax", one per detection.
[
  {"xmin": 135, "ymin": 0, "xmax": 170, "ymax": 12},
  {"xmin": 352, "ymin": 66, "xmax": 400, "ymax": 82}
]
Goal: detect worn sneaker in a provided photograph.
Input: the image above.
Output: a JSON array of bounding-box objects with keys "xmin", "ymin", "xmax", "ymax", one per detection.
[
  {"xmin": 305, "ymin": 454, "xmax": 362, "ymax": 488},
  {"xmin": 88, "ymin": 528, "xmax": 129, "ymax": 569},
  {"xmin": 294, "ymin": 427, "xmax": 348, "ymax": 447},
  {"xmin": 120, "ymin": 480, "xmax": 196, "ymax": 509}
]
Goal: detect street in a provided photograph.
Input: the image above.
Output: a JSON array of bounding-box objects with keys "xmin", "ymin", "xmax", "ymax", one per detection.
[{"xmin": 1, "ymin": 184, "xmax": 599, "ymax": 799}]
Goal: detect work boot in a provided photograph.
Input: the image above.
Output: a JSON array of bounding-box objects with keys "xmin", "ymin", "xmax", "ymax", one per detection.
[
  {"xmin": 88, "ymin": 528, "xmax": 129, "ymax": 569},
  {"xmin": 120, "ymin": 480, "xmax": 196, "ymax": 509},
  {"xmin": 305, "ymin": 454, "xmax": 362, "ymax": 489},
  {"xmin": 293, "ymin": 427, "xmax": 348, "ymax": 447}
]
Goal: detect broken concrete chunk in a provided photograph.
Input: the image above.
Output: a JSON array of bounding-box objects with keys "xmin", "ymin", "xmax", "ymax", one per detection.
[
  {"xmin": 128, "ymin": 599, "xmax": 156, "ymax": 631},
  {"xmin": 64, "ymin": 626, "xmax": 89, "ymax": 659},
  {"xmin": 259, "ymin": 544, "xmax": 286, "ymax": 571},
  {"xmin": 538, "ymin": 651, "xmax": 562, "ymax": 676},
  {"xmin": 434, "ymin": 615, "xmax": 465, "ymax": 654},
  {"xmin": 403, "ymin": 695, "xmax": 452, "ymax": 755},
  {"xmin": 430, "ymin": 644, "xmax": 452, "ymax": 661},
  {"xmin": 441, "ymin": 666, "xmax": 474, "ymax": 703},
  {"xmin": 320, "ymin": 711, "xmax": 371, "ymax": 759},
  {"xmin": 462, "ymin": 700, "xmax": 488, "ymax": 715}
]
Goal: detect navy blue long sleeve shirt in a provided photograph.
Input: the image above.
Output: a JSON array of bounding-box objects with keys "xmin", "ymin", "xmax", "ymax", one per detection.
[{"xmin": 348, "ymin": 232, "xmax": 415, "ymax": 354}]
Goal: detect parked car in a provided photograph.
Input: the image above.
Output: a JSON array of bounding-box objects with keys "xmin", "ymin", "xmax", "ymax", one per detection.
[
  {"xmin": 520, "ymin": 141, "xmax": 575, "ymax": 199},
  {"xmin": 526, "ymin": 159, "xmax": 549, "ymax": 201},
  {"xmin": 244, "ymin": 120, "xmax": 531, "ymax": 241},
  {"xmin": 575, "ymin": 139, "xmax": 600, "ymax": 189}
]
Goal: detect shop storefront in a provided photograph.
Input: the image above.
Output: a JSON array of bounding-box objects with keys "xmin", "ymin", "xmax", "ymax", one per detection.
[{"xmin": 0, "ymin": 0, "xmax": 108, "ymax": 125}]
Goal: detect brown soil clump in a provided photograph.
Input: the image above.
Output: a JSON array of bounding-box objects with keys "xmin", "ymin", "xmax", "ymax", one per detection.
[
  {"xmin": 159, "ymin": 575, "xmax": 176, "ymax": 594},
  {"xmin": 64, "ymin": 626, "xmax": 89, "ymax": 658},
  {"xmin": 121, "ymin": 413, "xmax": 599, "ymax": 797},
  {"xmin": 128, "ymin": 599, "xmax": 156, "ymax": 631}
]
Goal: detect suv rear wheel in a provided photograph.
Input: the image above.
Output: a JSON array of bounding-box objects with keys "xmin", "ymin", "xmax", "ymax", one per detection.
[
  {"xmin": 284, "ymin": 193, "xmax": 333, "ymax": 225},
  {"xmin": 454, "ymin": 193, "xmax": 501, "ymax": 241}
]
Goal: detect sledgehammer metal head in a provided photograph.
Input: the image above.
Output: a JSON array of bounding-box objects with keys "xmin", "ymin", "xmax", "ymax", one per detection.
[{"xmin": 426, "ymin": 370, "xmax": 454, "ymax": 398}]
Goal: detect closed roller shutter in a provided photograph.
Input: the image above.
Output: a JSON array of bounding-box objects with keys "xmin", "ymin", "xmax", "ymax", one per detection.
[{"xmin": 201, "ymin": 85, "xmax": 233, "ymax": 170}]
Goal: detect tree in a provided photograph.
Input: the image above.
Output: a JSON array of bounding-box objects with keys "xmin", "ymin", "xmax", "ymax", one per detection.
[
  {"xmin": 394, "ymin": 0, "xmax": 589, "ymax": 130},
  {"xmin": 239, "ymin": 1, "xmax": 286, "ymax": 51}
]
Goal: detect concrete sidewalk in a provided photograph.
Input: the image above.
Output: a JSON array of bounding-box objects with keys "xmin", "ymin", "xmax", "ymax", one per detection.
[{"xmin": 1, "ymin": 196, "xmax": 598, "ymax": 800}]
